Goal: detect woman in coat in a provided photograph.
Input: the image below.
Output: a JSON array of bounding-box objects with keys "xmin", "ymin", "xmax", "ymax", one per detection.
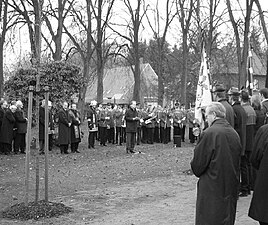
[{"xmin": 248, "ymin": 124, "xmax": 268, "ymax": 225}]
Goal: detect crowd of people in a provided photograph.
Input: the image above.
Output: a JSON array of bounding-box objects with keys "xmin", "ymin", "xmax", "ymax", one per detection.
[
  {"xmin": 0, "ymin": 97, "xmax": 199, "ymax": 156},
  {"xmin": 191, "ymin": 85, "xmax": 268, "ymax": 225}
]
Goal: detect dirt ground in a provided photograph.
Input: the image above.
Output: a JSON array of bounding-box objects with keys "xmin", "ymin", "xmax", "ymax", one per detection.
[{"xmin": 0, "ymin": 129, "xmax": 258, "ymax": 225}]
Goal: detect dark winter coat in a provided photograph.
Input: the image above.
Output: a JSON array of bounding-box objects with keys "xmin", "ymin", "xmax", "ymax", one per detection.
[
  {"xmin": 218, "ymin": 99, "xmax": 234, "ymax": 127},
  {"xmin": 191, "ymin": 119, "xmax": 241, "ymax": 225},
  {"xmin": 248, "ymin": 124, "xmax": 268, "ymax": 223},
  {"xmin": 39, "ymin": 107, "xmax": 54, "ymax": 140},
  {"xmin": 69, "ymin": 109, "xmax": 81, "ymax": 143},
  {"xmin": 14, "ymin": 108, "xmax": 27, "ymax": 134},
  {"xmin": 125, "ymin": 107, "xmax": 138, "ymax": 133},
  {"xmin": 58, "ymin": 108, "xmax": 71, "ymax": 145},
  {"xmin": 0, "ymin": 109, "xmax": 16, "ymax": 144},
  {"xmin": 232, "ymin": 101, "xmax": 247, "ymax": 155}
]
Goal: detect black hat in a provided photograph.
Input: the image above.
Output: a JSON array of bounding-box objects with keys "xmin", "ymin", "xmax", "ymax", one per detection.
[
  {"xmin": 227, "ymin": 87, "xmax": 240, "ymax": 96},
  {"xmin": 212, "ymin": 84, "xmax": 225, "ymax": 93}
]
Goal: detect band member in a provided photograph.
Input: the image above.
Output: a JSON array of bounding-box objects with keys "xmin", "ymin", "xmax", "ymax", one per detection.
[
  {"xmin": 172, "ymin": 102, "xmax": 184, "ymax": 138},
  {"xmin": 140, "ymin": 106, "xmax": 148, "ymax": 144},
  {"xmin": 180, "ymin": 104, "xmax": 187, "ymax": 142},
  {"xmin": 136, "ymin": 102, "xmax": 142, "ymax": 145},
  {"xmin": 154, "ymin": 105, "xmax": 161, "ymax": 143},
  {"xmin": 98, "ymin": 104, "xmax": 108, "ymax": 146},
  {"xmin": 114, "ymin": 104, "xmax": 124, "ymax": 145},
  {"xmin": 159, "ymin": 106, "xmax": 170, "ymax": 144},
  {"xmin": 87, "ymin": 100, "xmax": 98, "ymax": 149},
  {"xmin": 121, "ymin": 104, "xmax": 128, "ymax": 143},
  {"xmin": 145, "ymin": 105, "xmax": 156, "ymax": 144},
  {"xmin": 106, "ymin": 103, "xmax": 115, "ymax": 144}
]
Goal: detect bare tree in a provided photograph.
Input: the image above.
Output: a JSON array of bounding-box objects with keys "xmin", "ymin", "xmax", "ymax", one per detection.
[
  {"xmin": 226, "ymin": 0, "xmax": 254, "ymax": 88},
  {"xmin": 254, "ymin": 0, "xmax": 268, "ymax": 88},
  {"xmin": 146, "ymin": 0, "xmax": 176, "ymax": 106},
  {"xmin": 110, "ymin": 0, "xmax": 148, "ymax": 103},
  {"xmin": 91, "ymin": 0, "xmax": 116, "ymax": 103},
  {"xmin": 63, "ymin": 0, "xmax": 115, "ymax": 114},
  {"xmin": 42, "ymin": 0, "xmax": 74, "ymax": 61},
  {"xmin": 175, "ymin": 0, "xmax": 195, "ymax": 105},
  {"xmin": 63, "ymin": 0, "xmax": 93, "ymax": 116},
  {"xmin": 0, "ymin": 0, "xmax": 8, "ymax": 97}
]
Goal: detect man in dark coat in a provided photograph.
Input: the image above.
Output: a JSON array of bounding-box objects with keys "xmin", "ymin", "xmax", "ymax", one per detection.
[
  {"xmin": 240, "ymin": 90, "xmax": 256, "ymax": 196},
  {"xmin": 248, "ymin": 124, "xmax": 268, "ymax": 225},
  {"xmin": 124, "ymin": 100, "xmax": 139, "ymax": 153},
  {"xmin": 13, "ymin": 100, "xmax": 27, "ymax": 154},
  {"xmin": 228, "ymin": 87, "xmax": 248, "ymax": 198},
  {"xmin": 0, "ymin": 105, "xmax": 17, "ymax": 154},
  {"xmin": 212, "ymin": 83, "xmax": 235, "ymax": 127},
  {"xmin": 39, "ymin": 100, "xmax": 54, "ymax": 154},
  {"xmin": 191, "ymin": 102, "xmax": 241, "ymax": 225},
  {"xmin": 0, "ymin": 100, "xmax": 7, "ymax": 154},
  {"xmin": 58, "ymin": 101, "xmax": 71, "ymax": 154}
]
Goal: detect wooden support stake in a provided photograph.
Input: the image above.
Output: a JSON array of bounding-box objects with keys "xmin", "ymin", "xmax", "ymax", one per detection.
[
  {"xmin": 25, "ymin": 86, "xmax": 34, "ymax": 206},
  {"xmin": 44, "ymin": 86, "xmax": 49, "ymax": 202}
]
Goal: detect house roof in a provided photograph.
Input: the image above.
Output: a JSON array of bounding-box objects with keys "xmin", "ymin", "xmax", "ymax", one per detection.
[{"xmin": 85, "ymin": 63, "xmax": 158, "ymax": 103}]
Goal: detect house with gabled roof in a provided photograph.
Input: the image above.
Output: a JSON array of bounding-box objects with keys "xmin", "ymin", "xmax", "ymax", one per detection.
[
  {"xmin": 85, "ymin": 63, "xmax": 158, "ymax": 105},
  {"xmin": 212, "ymin": 50, "xmax": 267, "ymax": 90}
]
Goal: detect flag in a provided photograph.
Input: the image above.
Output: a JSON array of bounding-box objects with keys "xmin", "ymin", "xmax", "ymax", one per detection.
[
  {"xmin": 246, "ymin": 47, "xmax": 253, "ymax": 95},
  {"xmin": 194, "ymin": 46, "xmax": 212, "ymax": 129}
]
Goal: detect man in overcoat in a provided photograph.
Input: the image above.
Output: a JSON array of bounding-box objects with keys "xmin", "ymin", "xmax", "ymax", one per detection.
[
  {"xmin": 240, "ymin": 90, "xmax": 256, "ymax": 196},
  {"xmin": 248, "ymin": 123, "xmax": 268, "ymax": 225},
  {"xmin": 228, "ymin": 87, "xmax": 248, "ymax": 197},
  {"xmin": 39, "ymin": 100, "xmax": 54, "ymax": 154},
  {"xmin": 124, "ymin": 100, "xmax": 139, "ymax": 153},
  {"xmin": 58, "ymin": 101, "xmax": 71, "ymax": 154},
  {"xmin": 0, "ymin": 105, "xmax": 17, "ymax": 154},
  {"xmin": 191, "ymin": 102, "xmax": 241, "ymax": 225}
]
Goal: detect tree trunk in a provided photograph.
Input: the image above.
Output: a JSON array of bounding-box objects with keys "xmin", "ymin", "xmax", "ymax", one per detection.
[{"xmin": 181, "ymin": 31, "xmax": 188, "ymax": 106}]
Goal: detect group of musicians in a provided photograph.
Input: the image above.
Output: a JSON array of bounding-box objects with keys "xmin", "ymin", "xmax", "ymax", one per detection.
[{"xmin": 87, "ymin": 101, "xmax": 198, "ymax": 147}]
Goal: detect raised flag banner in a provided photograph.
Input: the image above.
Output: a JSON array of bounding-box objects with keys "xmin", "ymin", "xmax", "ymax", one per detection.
[
  {"xmin": 194, "ymin": 46, "xmax": 212, "ymax": 129},
  {"xmin": 246, "ymin": 47, "xmax": 253, "ymax": 95}
]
